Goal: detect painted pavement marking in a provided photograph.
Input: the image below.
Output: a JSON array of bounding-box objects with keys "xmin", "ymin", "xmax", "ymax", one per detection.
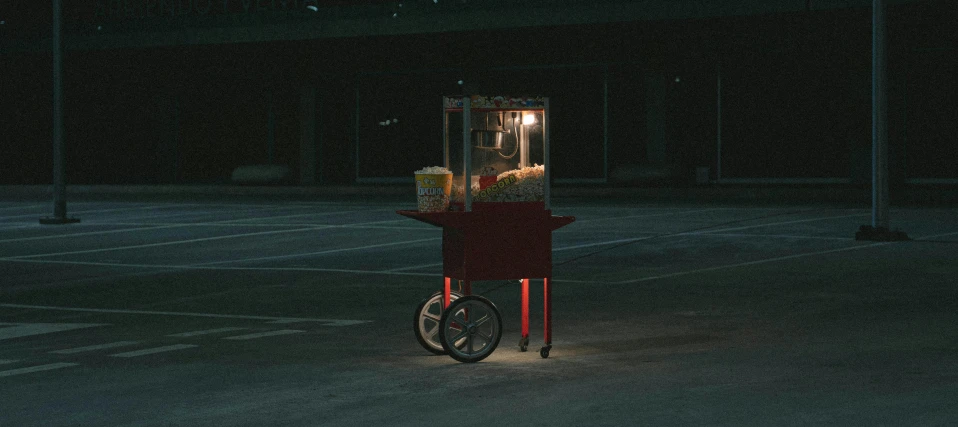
[
  {"xmin": 571, "ymin": 207, "xmax": 732, "ymax": 224},
  {"xmin": 110, "ymin": 344, "xmax": 199, "ymax": 358},
  {"xmin": 606, "ymin": 230, "xmax": 958, "ymax": 285},
  {"xmin": 0, "ymin": 363, "xmax": 80, "ymax": 378},
  {"xmin": 191, "ymin": 237, "xmax": 440, "ymax": 266},
  {"xmin": 167, "ymin": 327, "xmax": 248, "ymax": 338},
  {"xmin": 0, "ymin": 204, "xmax": 45, "ymax": 212},
  {"xmin": 0, "ymin": 204, "xmax": 343, "ymax": 244},
  {"xmin": 5, "ymin": 227, "xmax": 321, "ymax": 259},
  {"xmin": 0, "ymin": 204, "xmax": 172, "ymax": 220},
  {"xmin": 0, "ymin": 304, "xmax": 371, "ymax": 326},
  {"xmin": 0, "ymin": 211, "xmax": 416, "ymax": 261},
  {"xmin": 0, "ymin": 258, "xmax": 436, "ymax": 278},
  {"xmin": 0, "ymin": 323, "xmax": 107, "ymax": 341},
  {"xmin": 0, "ymin": 359, "xmax": 18, "ymax": 364},
  {"xmin": 386, "ymin": 262, "xmax": 443, "ymax": 272},
  {"xmin": 48, "ymin": 341, "xmax": 141, "ymax": 355},
  {"xmin": 223, "ymin": 330, "xmax": 306, "ymax": 340}
]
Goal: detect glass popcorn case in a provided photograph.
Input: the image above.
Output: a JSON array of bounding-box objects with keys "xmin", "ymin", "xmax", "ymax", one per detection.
[{"xmin": 443, "ymin": 96, "xmax": 550, "ymax": 210}]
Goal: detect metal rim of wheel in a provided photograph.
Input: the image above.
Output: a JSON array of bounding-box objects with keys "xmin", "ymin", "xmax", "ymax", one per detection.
[
  {"xmin": 438, "ymin": 296, "xmax": 502, "ymax": 363},
  {"xmin": 413, "ymin": 291, "xmax": 463, "ymax": 354}
]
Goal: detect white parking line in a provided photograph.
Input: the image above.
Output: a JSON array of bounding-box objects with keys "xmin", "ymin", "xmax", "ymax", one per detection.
[
  {"xmin": 0, "ymin": 258, "xmax": 437, "ymax": 278},
  {"xmin": 223, "ymin": 330, "xmax": 306, "ymax": 340},
  {"xmin": 193, "ymin": 237, "xmax": 440, "ymax": 266},
  {"xmin": 110, "ymin": 344, "xmax": 198, "ymax": 358},
  {"xmin": 554, "ymin": 236, "xmax": 654, "ymax": 252},
  {"xmin": 65, "ymin": 221, "xmax": 432, "ymax": 231},
  {"xmin": 0, "ymin": 323, "xmax": 107, "ymax": 341},
  {"xmin": 49, "ymin": 341, "xmax": 141, "ymax": 354},
  {"xmin": 612, "ymin": 230, "xmax": 958, "ymax": 284},
  {"xmin": 694, "ymin": 213, "xmax": 867, "ymax": 234},
  {"xmin": 572, "ymin": 208, "xmax": 732, "ymax": 223},
  {"xmin": 6, "ymin": 227, "xmax": 320, "ymax": 259},
  {"xmin": 553, "ymin": 213, "xmax": 869, "ymax": 252},
  {"xmin": 1, "ymin": 213, "xmax": 424, "ymax": 260},
  {"xmin": 0, "ymin": 303, "xmax": 372, "ymax": 325},
  {"xmin": 690, "ymin": 232, "xmax": 850, "ymax": 241},
  {"xmin": 0, "ymin": 363, "xmax": 80, "ymax": 378},
  {"xmin": 0, "ymin": 359, "xmax": 18, "ymax": 364},
  {"xmin": 0, "ymin": 204, "xmax": 45, "ymax": 212},
  {"xmin": 167, "ymin": 327, "xmax": 248, "ymax": 337},
  {"xmin": 0, "ymin": 224, "xmax": 39, "ymax": 231},
  {"xmin": 386, "ymin": 262, "xmax": 443, "ymax": 272},
  {"xmin": 0, "ymin": 224, "xmax": 190, "ymax": 244},
  {"xmin": 0, "ymin": 204, "xmax": 188, "ymax": 220},
  {"xmin": 0, "ymin": 207, "xmax": 373, "ymax": 244}
]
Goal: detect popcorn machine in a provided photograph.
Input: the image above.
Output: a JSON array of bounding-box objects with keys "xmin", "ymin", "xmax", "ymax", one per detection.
[{"xmin": 397, "ymin": 96, "xmax": 575, "ymax": 363}]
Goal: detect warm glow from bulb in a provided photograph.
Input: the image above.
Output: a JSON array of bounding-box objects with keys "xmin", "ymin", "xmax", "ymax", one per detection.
[{"xmin": 522, "ymin": 113, "xmax": 536, "ymax": 125}]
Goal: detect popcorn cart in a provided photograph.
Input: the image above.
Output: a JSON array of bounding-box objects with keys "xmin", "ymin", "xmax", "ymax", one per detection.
[{"xmin": 397, "ymin": 96, "xmax": 575, "ymax": 363}]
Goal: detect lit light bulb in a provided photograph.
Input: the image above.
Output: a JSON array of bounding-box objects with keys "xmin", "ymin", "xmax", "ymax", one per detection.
[{"xmin": 522, "ymin": 113, "xmax": 536, "ymax": 125}]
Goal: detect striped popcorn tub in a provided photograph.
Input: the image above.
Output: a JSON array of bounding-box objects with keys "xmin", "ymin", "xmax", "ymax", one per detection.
[{"xmin": 414, "ymin": 166, "xmax": 453, "ymax": 213}]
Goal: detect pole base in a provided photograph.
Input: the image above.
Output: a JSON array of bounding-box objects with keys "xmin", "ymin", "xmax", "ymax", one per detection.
[
  {"xmin": 855, "ymin": 225, "xmax": 909, "ymax": 241},
  {"xmin": 39, "ymin": 217, "xmax": 81, "ymax": 225}
]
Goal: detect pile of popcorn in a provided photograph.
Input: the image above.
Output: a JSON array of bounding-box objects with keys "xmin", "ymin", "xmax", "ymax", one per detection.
[
  {"xmin": 414, "ymin": 166, "xmax": 451, "ymax": 175},
  {"xmin": 418, "ymin": 193, "xmax": 450, "ymax": 213},
  {"xmin": 483, "ymin": 164, "xmax": 545, "ymax": 202},
  {"xmin": 449, "ymin": 164, "xmax": 545, "ymax": 203}
]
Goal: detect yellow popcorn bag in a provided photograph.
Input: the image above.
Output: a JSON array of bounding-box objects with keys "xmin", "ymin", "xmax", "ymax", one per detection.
[{"xmin": 415, "ymin": 167, "xmax": 453, "ymax": 212}]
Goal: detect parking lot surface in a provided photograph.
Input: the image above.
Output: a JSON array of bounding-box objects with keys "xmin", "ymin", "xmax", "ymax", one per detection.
[{"xmin": 2, "ymin": 197, "xmax": 957, "ymax": 426}]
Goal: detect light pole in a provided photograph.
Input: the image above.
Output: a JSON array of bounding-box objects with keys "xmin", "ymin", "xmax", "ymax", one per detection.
[
  {"xmin": 856, "ymin": 0, "xmax": 906, "ymax": 241},
  {"xmin": 40, "ymin": 0, "xmax": 79, "ymax": 225}
]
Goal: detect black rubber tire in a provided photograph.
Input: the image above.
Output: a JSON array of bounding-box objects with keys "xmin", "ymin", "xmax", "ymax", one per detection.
[
  {"xmin": 438, "ymin": 295, "xmax": 502, "ymax": 363},
  {"xmin": 413, "ymin": 291, "xmax": 463, "ymax": 355}
]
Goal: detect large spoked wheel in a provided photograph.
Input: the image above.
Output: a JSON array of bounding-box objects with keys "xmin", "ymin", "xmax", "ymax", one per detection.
[
  {"xmin": 438, "ymin": 296, "xmax": 502, "ymax": 363},
  {"xmin": 413, "ymin": 291, "xmax": 463, "ymax": 355}
]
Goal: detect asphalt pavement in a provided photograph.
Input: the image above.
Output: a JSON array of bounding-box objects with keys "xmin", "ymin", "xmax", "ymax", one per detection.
[{"xmin": 1, "ymin": 196, "xmax": 957, "ymax": 426}]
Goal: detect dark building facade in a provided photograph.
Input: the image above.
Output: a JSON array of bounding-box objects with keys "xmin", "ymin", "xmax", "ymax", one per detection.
[{"xmin": 1, "ymin": 0, "xmax": 955, "ymax": 187}]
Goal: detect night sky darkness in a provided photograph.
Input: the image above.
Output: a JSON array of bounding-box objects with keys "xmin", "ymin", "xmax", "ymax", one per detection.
[{"xmin": 0, "ymin": 1, "xmax": 954, "ymax": 185}]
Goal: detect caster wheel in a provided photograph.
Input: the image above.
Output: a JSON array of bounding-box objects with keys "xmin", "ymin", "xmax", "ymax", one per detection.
[
  {"xmin": 438, "ymin": 296, "xmax": 502, "ymax": 363},
  {"xmin": 519, "ymin": 337, "xmax": 529, "ymax": 352},
  {"xmin": 413, "ymin": 291, "xmax": 462, "ymax": 355},
  {"xmin": 540, "ymin": 345, "xmax": 552, "ymax": 359}
]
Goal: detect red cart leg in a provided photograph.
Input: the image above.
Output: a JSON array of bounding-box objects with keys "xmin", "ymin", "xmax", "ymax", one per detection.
[
  {"xmin": 541, "ymin": 277, "xmax": 552, "ymax": 358},
  {"xmin": 444, "ymin": 277, "xmax": 451, "ymax": 308},
  {"xmin": 519, "ymin": 278, "xmax": 530, "ymax": 351}
]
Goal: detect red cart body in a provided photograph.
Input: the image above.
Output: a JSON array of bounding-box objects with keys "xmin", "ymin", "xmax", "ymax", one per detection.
[
  {"xmin": 398, "ymin": 202, "xmax": 574, "ymax": 281},
  {"xmin": 398, "ymin": 201, "xmax": 574, "ymax": 358}
]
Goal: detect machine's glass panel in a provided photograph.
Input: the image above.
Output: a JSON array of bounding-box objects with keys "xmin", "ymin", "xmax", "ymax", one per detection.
[{"xmin": 444, "ymin": 96, "xmax": 546, "ymax": 208}]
